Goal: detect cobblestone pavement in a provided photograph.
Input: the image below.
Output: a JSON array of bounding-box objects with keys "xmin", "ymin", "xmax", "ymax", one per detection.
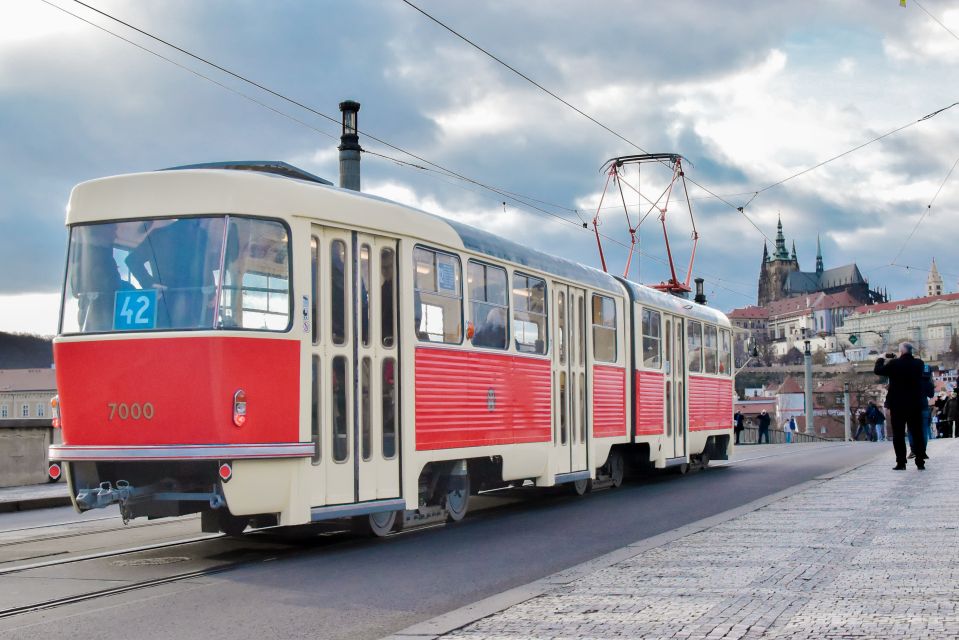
[{"xmin": 444, "ymin": 439, "xmax": 959, "ymax": 640}]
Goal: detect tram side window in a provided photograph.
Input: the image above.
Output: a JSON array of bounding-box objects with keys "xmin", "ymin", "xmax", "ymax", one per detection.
[
  {"xmin": 642, "ymin": 308, "xmax": 662, "ymax": 369},
  {"xmin": 687, "ymin": 320, "xmax": 703, "ymax": 373},
  {"xmin": 413, "ymin": 247, "xmax": 463, "ymax": 343},
  {"xmin": 513, "ymin": 273, "xmax": 547, "ymax": 354},
  {"xmin": 332, "ymin": 356, "xmax": 349, "ymax": 462},
  {"xmin": 592, "ymin": 294, "xmax": 617, "ymax": 363},
  {"xmin": 382, "ymin": 358, "xmax": 397, "ymax": 459},
  {"xmin": 311, "ymin": 236, "xmax": 319, "ymax": 345},
  {"xmin": 468, "ymin": 261, "xmax": 508, "ymax": 350},
  {"xmin": 704, "ymin": 325, "xmax": 718, "ymax": 374},
  {"xmin": 331, "ymin": 239, "xmax": 348, "ymax": 345},
  {"xmin": 720, "ymin": 328, "xmax": 731, "ymax": 375},
  {"xmin": 381, "ymin": 247, "xmax": 396, "ymax": 348}
]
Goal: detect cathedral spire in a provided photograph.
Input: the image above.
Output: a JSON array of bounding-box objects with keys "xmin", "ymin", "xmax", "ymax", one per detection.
[
  {"xmin": 773, "ymin": 213, "xmax": 790, "ymax": 260},
  {"xmin": 816, "ymin": 235, "xmax": 824, "ymax": 274},
  {"xmin": 791, "ymin": 240, "xmax": 797, "ymax": 262},
  {"xmin": 762, "ymin": 241, "xmax": 769, "ymax": 262},
  {"xmin": 927, "ymin": 257, "xmax": 943, "ymax": 297}
]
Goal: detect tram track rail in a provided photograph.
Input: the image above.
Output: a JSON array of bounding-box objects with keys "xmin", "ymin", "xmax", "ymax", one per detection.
[
  {"xmin": 0, "ymin": 444, "xmax": 853, "ymax": 622},
  {"xmin": 0, "ymin": 514, "xmax": 201, "ymax": 550}
]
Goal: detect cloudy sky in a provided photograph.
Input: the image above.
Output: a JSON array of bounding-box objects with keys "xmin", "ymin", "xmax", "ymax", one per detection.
[{"xmin": 1, "ymin": 0, "xmax": 958, "ymax": 335}]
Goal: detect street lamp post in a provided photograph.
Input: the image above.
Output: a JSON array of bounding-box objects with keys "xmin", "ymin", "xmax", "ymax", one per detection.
[
  {"xmin": 804, "ymin": 338, "xmax": 814, "ymax": 435},
  {"xmin": 843, "ymin": 381, "xmax": 851, "ymax": 441}
]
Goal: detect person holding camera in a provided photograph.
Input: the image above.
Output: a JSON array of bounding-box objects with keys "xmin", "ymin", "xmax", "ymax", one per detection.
[{"xmin": 874, "ymin": 342, "xmax": 931, "ymax": 470}]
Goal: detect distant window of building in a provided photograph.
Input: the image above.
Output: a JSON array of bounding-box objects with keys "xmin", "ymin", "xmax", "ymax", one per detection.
[
  {"xmin": 0, "ymin": 405, "xmax": 7, "ymax": 418},
  {"xmin": 21, "ymin": 404, "xmax": 30, "ymax": 418},
  {"xmin": 37, "ymin": 404, "xmax": 45, "ymax": 418}
]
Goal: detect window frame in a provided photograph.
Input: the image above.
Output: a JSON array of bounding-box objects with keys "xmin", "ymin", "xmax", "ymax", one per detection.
[
  {"xmin": 704, "ymin": 324, "xmax": 719, "ymax": 375},
  {"xmin": 413, "ymin": 244, "xmax": 464, "ymax": 345},
  {"xmin": 467, "ymin": 259, "xmax": 510, "ymax": 351},
  {"xmin": 687, "ymin": 320, "xmax": 703, "ymax": 373},
  {"xmin": 511, "ymin": 271, "xmax": 549, "ymax": 356},
  {"xmin": 641, "ymin": 307, "xmax": 662, "ymax": 370},
  {"xmin": 591, "ymin": 293, "xmax": 618, "ymax": 363},
  {"xmin": 59, "ymin": 214, "xmax": 294, "ymax": 336}
]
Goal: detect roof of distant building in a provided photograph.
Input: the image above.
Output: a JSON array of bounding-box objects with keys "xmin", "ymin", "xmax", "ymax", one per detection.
[
  {"xmin": 815, "ymin": 380, "xmax": 845, "ymax": 393},
  {"xmin": 786, "ymin": 263, "xmax": 865, "ymax": 295},
  {"xmin": 728, "ymin": 305, "xmax": 769, "ymax": 320},
  {"xmin": 853, "ymin": 292, "xmax": 959, "ymax": 315},
  {"xmin": 0, "ymin": 368, "xmax": 56, "ymax": 392},
  {"xmin": 778, "ymin": 376, "xmax": 804, "ymax": 394}
]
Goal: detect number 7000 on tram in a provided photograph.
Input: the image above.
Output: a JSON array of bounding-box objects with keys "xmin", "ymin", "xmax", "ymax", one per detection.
[{"xmin": 48, "ymin": 161, "xmax": 734, "ymax": 536}]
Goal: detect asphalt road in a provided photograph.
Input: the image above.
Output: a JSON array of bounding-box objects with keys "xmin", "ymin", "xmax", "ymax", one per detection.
[{"xmin": 0, "ymin": 442, "xmax": 885, "ymax": 640}]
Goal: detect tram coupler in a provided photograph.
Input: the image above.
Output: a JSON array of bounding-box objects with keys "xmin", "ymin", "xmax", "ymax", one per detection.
[{"xmin": 76, "ymin": 480, "xmax": 137, "ymax": 510}]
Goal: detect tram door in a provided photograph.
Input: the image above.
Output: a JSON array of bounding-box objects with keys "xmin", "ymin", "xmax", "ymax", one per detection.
[
  {"xmin": 551, "ymin": 283, "xmax": 588, "ymax": 476},
  {"xmin": 313, "ymin": 226, "xmax": 400, "ymax": 506},
  {"xmin": 663, "ymin": 314, "xmax": 687, "ymax": 459}
]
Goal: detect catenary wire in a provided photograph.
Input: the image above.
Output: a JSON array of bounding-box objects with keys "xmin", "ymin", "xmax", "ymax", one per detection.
[
  {"xmin": 51, "ymin": 0, "xmax": 594, "ymax": 227},
  {"xmin": 913, "ymin": 0, "xmax": 959, "ymax": 43},
  {"xmin": 39, "ymin": 0, "xmax": 340, "ymax": 144},
  {"xmin": 399, "ymin": 0, "xmax": 773, "ymax": 243},
  {"xmin": 890, "ymin": 154, "xmax": 959, "ymax": 266},
  {"xmin": 50, "ymin": 0, "xmax": 753, "ymax": 299},
  {"xmin": 401, "ymin": 0, "xmax": 959, "ymax": 247}
]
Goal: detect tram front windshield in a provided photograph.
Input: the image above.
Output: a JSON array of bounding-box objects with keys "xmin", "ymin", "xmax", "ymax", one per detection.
[{"xmin": 61, "ymin": 216, "xmax": 290, "ymax": 334}]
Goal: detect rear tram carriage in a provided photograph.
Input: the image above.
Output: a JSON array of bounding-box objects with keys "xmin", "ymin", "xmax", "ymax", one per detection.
[{"xmin": 49, "ymin": 162, "xmax": 734, "ymax": 536}]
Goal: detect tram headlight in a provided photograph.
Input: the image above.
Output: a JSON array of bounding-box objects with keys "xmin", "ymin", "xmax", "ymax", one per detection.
[{"xmin": 233, "ymin": 389, "xmax": 247, "ymax": 427}]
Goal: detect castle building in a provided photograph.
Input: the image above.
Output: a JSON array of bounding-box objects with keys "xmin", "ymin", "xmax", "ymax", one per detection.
[{"xmin": 756, "ymin": 217, "xmax": 885, "ymax": 307}]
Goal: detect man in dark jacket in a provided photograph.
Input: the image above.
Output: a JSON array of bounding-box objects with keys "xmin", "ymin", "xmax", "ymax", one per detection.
[
  {"xmin": 734, "ymin": 411, "xmax": 745, "ymax": 444},
  {"xmin": 874, "ymin": 342, "xmax": 929, "ymax": 470},
  {"xmin": 757, "ymin": 410, "xmax": 771, "ymax": 444}
]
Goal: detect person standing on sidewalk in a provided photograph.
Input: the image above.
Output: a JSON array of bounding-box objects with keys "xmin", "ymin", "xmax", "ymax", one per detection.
[
  {"xmin": 875, "ymin": 342, "xmax": 929, "ymax": 470},
  {"xmin": 867, "ymin": 402, "xmax": 886, "ymax": 442},
  {"xmin": 757, "ymin": 410, "xmax": 771, "ymax": 444},
  {"xmin": 734, "ymin": 411, "xmax": 745, "ymax": 444}
]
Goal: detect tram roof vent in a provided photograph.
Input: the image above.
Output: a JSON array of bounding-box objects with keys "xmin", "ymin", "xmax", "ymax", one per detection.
[{"xmin": 161, "ymin": 161, "xmax": 334, "ymax": 186}]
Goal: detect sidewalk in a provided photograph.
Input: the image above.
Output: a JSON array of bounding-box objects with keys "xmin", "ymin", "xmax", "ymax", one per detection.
[
  {"xmin": 0, "ymin": 482, "xmax": 71, "ymax": 513},
  {"xmin": 393, "ymin": 439, "xmax": 959, "ymax": 640}
]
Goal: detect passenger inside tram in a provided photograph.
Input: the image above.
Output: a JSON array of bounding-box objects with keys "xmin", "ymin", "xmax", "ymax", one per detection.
[
  {"xmin": 70, "ymin": 224, "xmax": 129, "ymax": 332},
  {"xmin": 472, "ymin": 306, "xmax": 507, "ymax": 349},
  {"xmin": 125, "ymin": 218, "xmax": 221, "ymax": 328}
]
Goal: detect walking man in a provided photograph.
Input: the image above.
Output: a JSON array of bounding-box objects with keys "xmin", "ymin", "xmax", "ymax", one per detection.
[
  {"xmin": 874, "ymin": 342, "xmax": 929, "ymax": 470},
  {"xmin": 734, "ymin": 411, "xmax": 744, "ymax": 444},
  {"xmin": 757, "ymin": 410, "xmax": 771, "ymax": 444}
]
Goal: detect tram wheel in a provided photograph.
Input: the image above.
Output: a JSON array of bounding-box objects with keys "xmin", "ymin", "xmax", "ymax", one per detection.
[
  {"xmin": 609, "ymin": 451, "xmax": 625, "ymax": 488},
  {"xmin": 699, "ymin": 451, "xmax": 711, "ymax": 469},
  {"xmin": 445, "ymin": 472, "xmax": 470, "ymax": 522},
  {"xmin": 572, "ymin": 478, "xmax": 591, "ymax": 496},
  {"xmin": 676, "ymin": 462, "xmax": 690, "ymax": 475},
  {"xmin": 353, "ymin": 510, "xmax": 399, "ymax": 537}
]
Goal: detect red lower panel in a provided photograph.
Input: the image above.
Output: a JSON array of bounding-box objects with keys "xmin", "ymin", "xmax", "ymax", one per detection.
[
  {"xmin": 55, "ymin": 336, "xmax": 300, "ymax": 446},
  {"xmin": 415, "ymin": 348, "xmax": 551, "ymax": 450},
  {"xmin": 688, "ymin": 375, "xmax": 734, "ymax": 432},
  {"xmin": 635, "ymin": 370, "xmax": 665, "ymax": 436},
  {"xmin": 592, "ymin": 365, "xmax": 626, "ymax": 438}
]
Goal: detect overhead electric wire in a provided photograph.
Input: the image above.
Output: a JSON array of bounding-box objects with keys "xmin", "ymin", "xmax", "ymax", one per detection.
[
  {"xmin": 753, "ymin": 102, "xmax": 959, "ymax": 196},
  {"xmin": 890, "ymin": 154, "xmax": 959, "ymax": 266},
  {"xmin": 39, "ymin": 0, "xmax": 340, "ymax": 144},
  {"xmin": 50, "ymin": 0, "xmax": 753, "ymax": 299},
  {"xmin": 53, "ymin": 1, "xmax": 592, "ymax": 223},
  {"xmin": 400, "ymin": 0, "xmax": 773, "ymax": 244},
  {"xmin": 914, "ymin": 0, "xmax": 959, "ymax": 43}
]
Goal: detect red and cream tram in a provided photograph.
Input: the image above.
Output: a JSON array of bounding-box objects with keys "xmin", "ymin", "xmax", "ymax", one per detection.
[{"xmin": 49, "ymin": 162, "xmax": 734, "ymax": 536}]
